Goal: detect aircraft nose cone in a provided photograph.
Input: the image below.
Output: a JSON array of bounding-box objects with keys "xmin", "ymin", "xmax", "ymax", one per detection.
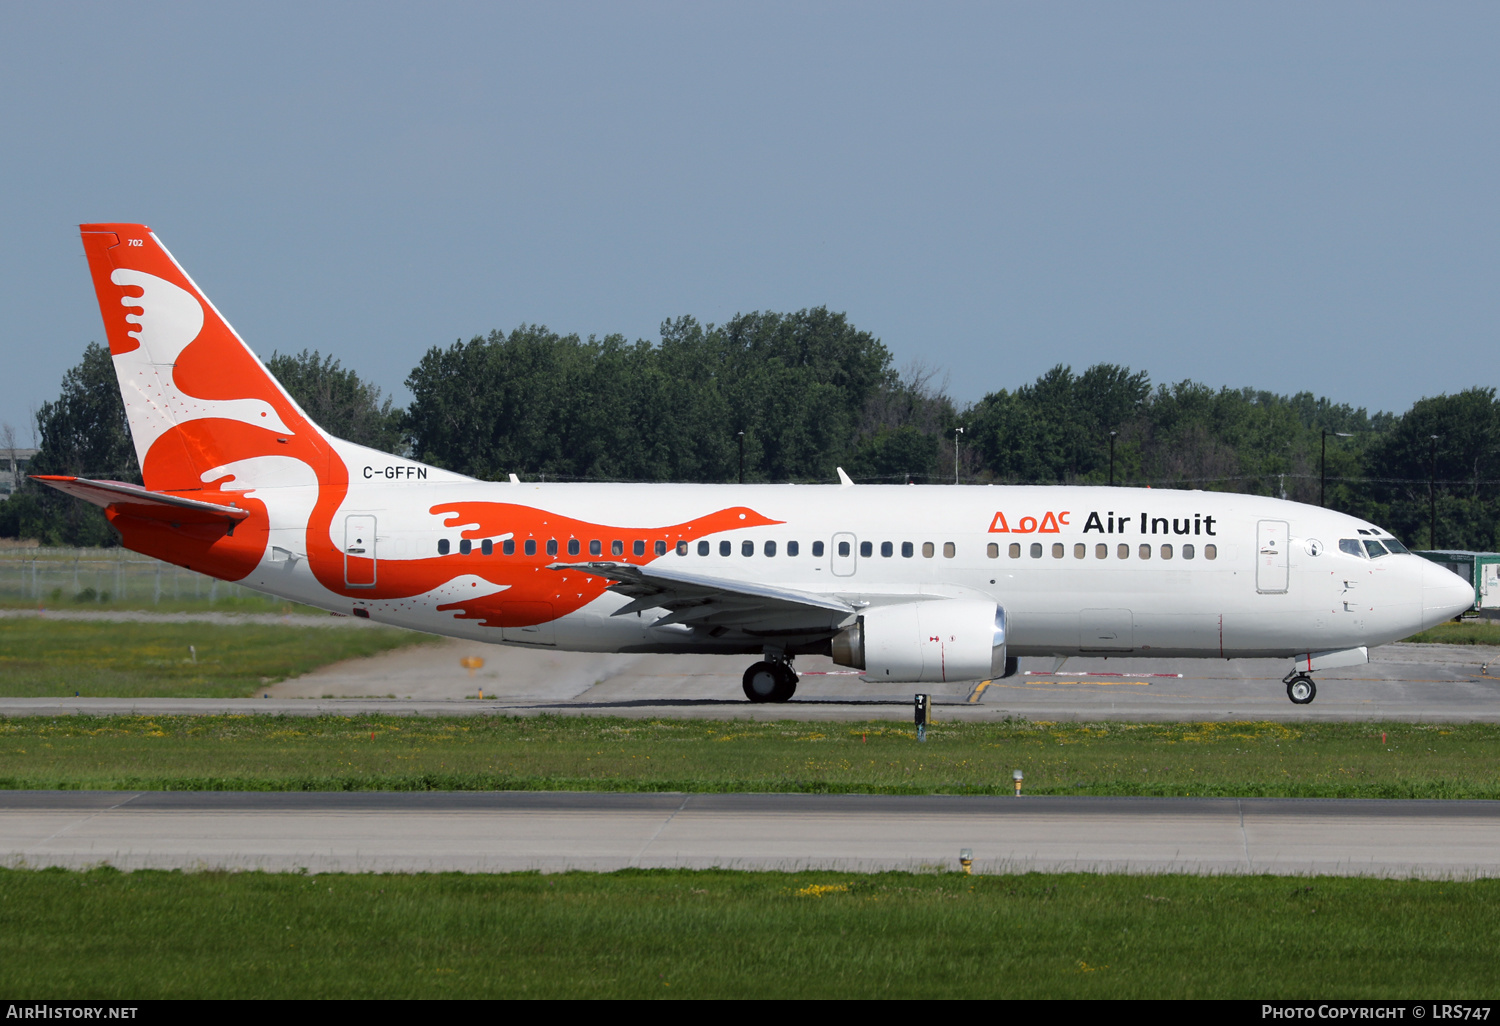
[{"xmin": 1419, "ymin": 558, "xmax": 1474, "ymax": 625}]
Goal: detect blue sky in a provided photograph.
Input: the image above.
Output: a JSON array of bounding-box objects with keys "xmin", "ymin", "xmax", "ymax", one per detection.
[{"xmin": 2, "ymin": 2, "xmax": 1496, "ymax": 441}]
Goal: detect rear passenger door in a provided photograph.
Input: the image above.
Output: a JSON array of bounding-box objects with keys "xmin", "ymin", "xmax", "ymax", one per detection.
[{"xmin": 344, "ymin": 515, "xmax": 377, "ymax": 588}]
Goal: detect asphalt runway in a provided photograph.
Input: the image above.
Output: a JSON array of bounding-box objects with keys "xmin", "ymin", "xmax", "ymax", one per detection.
[
  {"xmin": 5, "ymin": 790, "xmax": 1499, "ymax": 878},
  {"xmin": 2, "ymin": 634, "xmax": 1497, "ymax": 721}
]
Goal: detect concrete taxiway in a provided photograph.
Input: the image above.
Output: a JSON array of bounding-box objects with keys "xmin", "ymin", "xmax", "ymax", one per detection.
[
  {"xmin": 5, "ymin": 790, "xmax": 1498, "ymax": 877},
  {"xmin": 1, "ymin": 633, "xmax": 1496, "ymax": 721}
]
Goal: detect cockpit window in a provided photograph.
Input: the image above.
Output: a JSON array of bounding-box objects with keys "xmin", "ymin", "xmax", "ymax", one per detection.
[
  {"xmin": 1382, "ymin": 537, "xmax": 1409, "ymax": 554},
  {"xmin": 1339, "ymin": 539, "xmax": 1366, "ymax": 558},
  {"xmin": 1363, "ymin": 540, "xmax": 1389, "ymax": 558}
]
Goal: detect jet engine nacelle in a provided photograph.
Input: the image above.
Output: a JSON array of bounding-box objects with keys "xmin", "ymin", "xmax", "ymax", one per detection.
[{"xmin": 831, "ymin": 598, "xmax": 1007, "ymax": 683}]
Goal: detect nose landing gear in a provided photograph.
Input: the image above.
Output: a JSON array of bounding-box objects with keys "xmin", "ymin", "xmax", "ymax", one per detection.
[
  {"xmin": 1283, "ymin": 669, "xmax": 1317, "ymax": 705},
  {"xmin": 743, "ymin": 658, "xmax": 799, "ymax": 703}
]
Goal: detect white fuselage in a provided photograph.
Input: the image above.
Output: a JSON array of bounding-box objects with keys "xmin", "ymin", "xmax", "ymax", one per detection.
[{"xmin": 232, "ymin": 474, "xmax": 1473, "ymax": 662}]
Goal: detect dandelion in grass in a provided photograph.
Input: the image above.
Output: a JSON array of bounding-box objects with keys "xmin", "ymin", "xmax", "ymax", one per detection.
[{"xmin": 795, "ymin": 883, "xmax": 849, "ymax": 898}]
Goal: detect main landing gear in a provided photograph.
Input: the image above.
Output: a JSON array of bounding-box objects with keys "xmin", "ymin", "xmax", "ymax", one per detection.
[
  {"xmin": 1283, "ymin": 669, "xmax": 1317, "ymax": 705},
  {"xmin": 743, "ymin": 658, "xmax": 799, "ymax": 703}
]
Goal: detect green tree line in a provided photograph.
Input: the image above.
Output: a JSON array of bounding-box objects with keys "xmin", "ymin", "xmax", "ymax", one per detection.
[{"xmin": 5, "ymin": 311, "xmax": 1498, "ymax": 551}]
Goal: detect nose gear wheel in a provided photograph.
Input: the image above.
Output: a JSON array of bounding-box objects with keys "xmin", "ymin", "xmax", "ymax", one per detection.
[{"xmin": 1283, "ymin": 671, "xmax": 1317, "ymax": 705}]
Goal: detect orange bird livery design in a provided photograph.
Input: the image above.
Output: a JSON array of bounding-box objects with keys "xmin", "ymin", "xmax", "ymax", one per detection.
[{"xmin": 38, "ymin": 224, "xmax": 1474, "ymax": 705}]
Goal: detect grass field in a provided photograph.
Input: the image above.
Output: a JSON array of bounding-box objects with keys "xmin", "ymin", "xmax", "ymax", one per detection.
[
  {"xmin": 0, "ymin": 594, "xmax": 321, "ymax": 614},
  {"xmin": 0, "ymin": 621, "xmax": 437, "ymax": 699},
  {"xmin": 0, "ymin": 867, "xmax": 1495, "ymax": 998},
  {"xmin": 0, "ymin": 548, "xmax": 308, "ymax": 614},
  {"xmin": 1405, "ymin": 619, "xmax": 1500, "ymax": 645},
  {"xmin": 3, "ymin": 714, "xmax": 1498, "ymax": 798}
]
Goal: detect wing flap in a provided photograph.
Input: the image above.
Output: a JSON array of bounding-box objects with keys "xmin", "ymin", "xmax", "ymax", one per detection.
[{"xmin": 548, "ymin": 560, "xmax": 854, "ymax": 636}]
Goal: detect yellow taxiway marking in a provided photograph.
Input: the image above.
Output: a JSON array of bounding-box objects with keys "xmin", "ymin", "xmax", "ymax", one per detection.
[{"xmin": 966, "ymin": 680, "xmax": 994, "ymax": 703}]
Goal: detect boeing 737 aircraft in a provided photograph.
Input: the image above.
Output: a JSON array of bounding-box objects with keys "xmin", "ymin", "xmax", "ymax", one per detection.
[{"xmin": 37, "ymin": 224, "xmax": 1474, "ymax": 704}]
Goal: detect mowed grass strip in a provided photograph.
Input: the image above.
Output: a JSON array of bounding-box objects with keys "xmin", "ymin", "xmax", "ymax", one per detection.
[
  {"xmin": 3, "ymin": 715, "xmax": 1499, "ymax": 798},
  {"xmin": 1405, "ymin": 619, "xmax": 1500, "ymax": 645},
  {"xmin": 0, "ymin": 621, "xmax": 437, "ymax": 699},
  {"xmin": 0, "ymin": 594, "xmax": 318, "ymax": 614},
  {"xmin": 0, "ymin": 867, "xmax": 1495, "ymax": 999}
]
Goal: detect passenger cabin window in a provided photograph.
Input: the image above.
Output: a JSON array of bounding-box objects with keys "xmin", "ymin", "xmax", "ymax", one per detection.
[
  {"xmin": 677, "ymin": 541, "xmax": 688, "ymax": 556},
  {"xmin": 546, "ymin": 539, "xmax": 557, "ymax": 556},
  {"xmin": 1138, "ymin": 544, "xmax": 1151, "ymax": 559},
  {"xmin": 924, "ymin": 542, "xmax": 936, "ymax": 558},
  {"xmin": 765, "ymin": 541, "xmax": 777, "ymax": 557},
  {"xmin": 1052, "ymin": 543, "xmax": 1064, "ymax": 558},
  {"xmin": 1074, "ymin": 543, "xmax": 1085, "ymax": 558},
  {"xmin": 481, "ymin": 539, "xmax": 493, "ymax": 556},
  {"xmin": 742, "ymin": 540, "xmax": 754, "ymax": 556},
  {"xmin": 813, "ymin": 541, "xmax": 825, "ymax": 557},
  {"xmin": 1096, "ymin": 544, "xmax": 1107, "ymax": 559},
  {"xmin": 503, "ymin": 539, "xmax": 515, "ymax": 555},
  {"xmin": 1117, "ymin": 543, "xmax": 1129, "ymax": 559},
  {"xmin": 589, "ymin": 540, "xmax": 602, "ymax": 556},
  {"xmin": 860, "ymin": 541, "xmax": 873, "ymax": 557},
  {"xmin": 943, "ymin": 543, "xmax": 955, "ymax": 558},
  {"xmin": 838, "ymin": 541, "xmax": 850, "ymax": 557},
  {"xmin": 1339, "ymin": 539, "xmax": 1365, "ymax": 558},
  {"xmin": 902, "ymin": 542, "xmax": 914, "ymax": 558},
  {"xmin": 1161, "ymin": 544, "xmax": 1172, "ymax": 559},
  {"xmin": 655, "ymin": 541, "xmax": 667, "ymax": 556},
  {"xmin": 697, "ymin": 540, "xmax": 710, "ymax": 556},
  {"xmin": 1009, "ymin": 543, "xmax": 1021, "ymax": 558},
  {"xmin": 568, "ymin": 539, "xmax": 580, "ymax": 556},
  {"xmin": 612, "ymin": 540, "xmax": 624, "ymax": 556},
  {"xmin": 881, "ymin": 542, "xmax": 893, "ymax": 557},
  {"xmin": 720, "ymin": 540, "xmax": 732, "ymax": 556},
  {"xmin": 987, "ymin": 543, "xmax": 999, "ymax": 558},
  {"xmin": 1183, "ymin": 543, "xmax": 1195, "ymax": 559},
  {"xmin": 1030, "ymin": 543, "xmax": 1042, "ymax": 558},
  {"xmin": 437, "ymin": 539, "xmax": 450, "ymax": 555},
  {"xmin": 459, "ymin": 539, "xmax": 472, "ymax": 555},
  {"xmin": 788, "ymin": 541, "xmax": 799, "ymax": 556},
  {"xmin": 634, "ymin": 540, "xmax": 646, "ymax": 556},
  {"xmin": 525, "ymin": 539, "xmax": 537, "ymax": 556},
  {"xmin": 1204, "ymin": 544, "xmax": 1217, "ymax": 559}
]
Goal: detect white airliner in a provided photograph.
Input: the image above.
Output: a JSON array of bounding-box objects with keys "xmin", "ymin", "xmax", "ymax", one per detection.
[{"xmin": 38, "ymin": 224, "xmax": 1474, "ymax": 705}]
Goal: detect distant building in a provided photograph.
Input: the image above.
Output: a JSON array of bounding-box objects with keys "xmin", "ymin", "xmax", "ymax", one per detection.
[
  {"xmin": 1414, "ymin": 550, "xmax": 1500, "ymax": 618},
  {"xmin": 0, "ymin": 448, "xmax": 37, "ymax": 500}
]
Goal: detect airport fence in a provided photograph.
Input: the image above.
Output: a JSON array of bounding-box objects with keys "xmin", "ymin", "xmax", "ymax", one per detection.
[{"xmin": 0, "ymin": 548, "xmax": 278, "ymax": 608}]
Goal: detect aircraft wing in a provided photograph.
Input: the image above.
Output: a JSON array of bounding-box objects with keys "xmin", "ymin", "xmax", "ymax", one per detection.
[{"xmin": 548, "ymin": 561, "xmax": 855, "ymax": 636}]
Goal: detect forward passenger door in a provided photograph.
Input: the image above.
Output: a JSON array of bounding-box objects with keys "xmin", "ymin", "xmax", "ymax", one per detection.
[{"xmin": 1256, "ymin": 520, "xmax": 1289, "ymax": 594}]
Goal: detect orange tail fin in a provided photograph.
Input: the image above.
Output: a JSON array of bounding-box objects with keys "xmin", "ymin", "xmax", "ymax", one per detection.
[{"xmin": 78, "ymin": 224, "xmax": 331, "ymax": 493}]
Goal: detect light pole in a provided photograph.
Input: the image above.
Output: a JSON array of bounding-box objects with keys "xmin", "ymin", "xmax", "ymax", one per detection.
[
  {"xmin": 1108, "ymin": 431, "xmax": 1117, "ymax": 487},
  {"xmin": 1320, "ymin": 430, "xmax": 1353, "ymax": 508},
  {"xmin": 1429, "ymin": 434, "xmax": 1439, "ymax": 549},
  {"xmin": 954, "ymin": 426, "xmax": 964, "ymax": 485}
]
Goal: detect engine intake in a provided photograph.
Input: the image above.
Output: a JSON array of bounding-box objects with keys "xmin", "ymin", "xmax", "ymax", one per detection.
[{"xmin": 831, "ymin": 598, "xmax": 1007, "ymax": 683}]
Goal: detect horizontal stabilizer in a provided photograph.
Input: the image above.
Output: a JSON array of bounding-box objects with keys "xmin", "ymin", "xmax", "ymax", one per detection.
[{"xmin": 30, "ymin": 475, "xmax": 250, "ymax": 528}]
